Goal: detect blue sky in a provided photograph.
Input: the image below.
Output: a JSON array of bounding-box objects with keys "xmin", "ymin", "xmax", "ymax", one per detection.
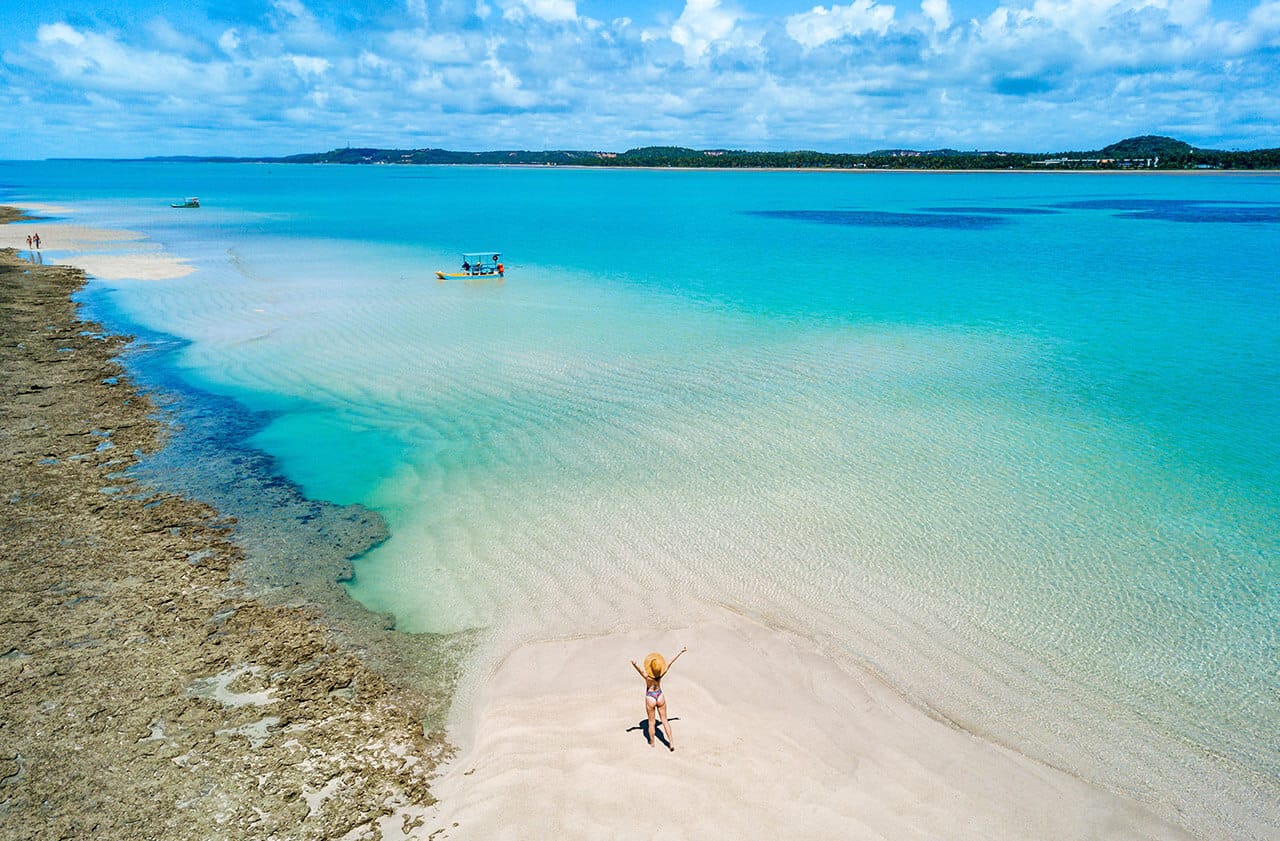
[{"xmin": 2, "ymin": 0, "xmax": 1278, "ymax": 158}]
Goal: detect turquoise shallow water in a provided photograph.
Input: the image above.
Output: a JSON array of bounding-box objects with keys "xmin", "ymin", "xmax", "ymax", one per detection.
[{"xmin": 4, "ymin": 162, "xmax": 1278, "ymax": 834}]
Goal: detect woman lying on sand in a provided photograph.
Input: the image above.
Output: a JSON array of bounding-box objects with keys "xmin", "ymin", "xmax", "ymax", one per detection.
[{"xmin": 630, "ymin": 647, "xmax": 687, "ymax": 750}]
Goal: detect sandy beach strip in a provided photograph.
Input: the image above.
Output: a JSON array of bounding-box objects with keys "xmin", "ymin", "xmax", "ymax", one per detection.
[
  {"xmin": 0, "ymin": 211, "xmax": 450, "ymax": 839},
  {"xmin": 0, "ymin": 212, "xmax": 194, "ymax": 280},
  {"xmin": 412, "ymin": 612, "xmax": 1193, "ymax": 841}
]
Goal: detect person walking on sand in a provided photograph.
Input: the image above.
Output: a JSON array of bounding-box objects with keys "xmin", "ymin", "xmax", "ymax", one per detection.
[
  {"xmin": 32, "ymin": 233, "xmax": 40, "ymax": 250},
  {"xmin": 631, "ymin": 646, "xmax": 687, "ymax": 750},
  {"xmin": 26, "ymin": 235, "xmax": 32, "ymax": 251}
]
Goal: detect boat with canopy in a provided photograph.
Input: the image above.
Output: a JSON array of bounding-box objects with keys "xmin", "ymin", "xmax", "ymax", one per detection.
[{"xmin": 436, "ymin": 252, "xmax": 504, "ymax": 281}]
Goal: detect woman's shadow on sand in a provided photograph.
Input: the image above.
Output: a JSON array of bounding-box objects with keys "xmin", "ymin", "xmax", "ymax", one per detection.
[{"xmin": 626, "ymin": 718, "xmax": 680, "ymax": 750}]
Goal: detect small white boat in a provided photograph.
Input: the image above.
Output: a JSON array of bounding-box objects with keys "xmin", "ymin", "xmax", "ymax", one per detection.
[
  {"xmin": 170, "ymin": 197, "xmax": 200, "ymax": 208},
  {"xmin": 436, "ymin": 252, "xmax": 504, "ymax": 281}
]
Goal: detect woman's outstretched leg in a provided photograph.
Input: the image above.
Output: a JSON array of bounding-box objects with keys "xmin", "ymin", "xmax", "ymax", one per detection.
[
  {"xmin": 645, "ymin": 696, "xmax": 657, "ymax": 746},
  {"xmin": 658, "ymin": 698, "xmax": 674, "ymax": 751}
]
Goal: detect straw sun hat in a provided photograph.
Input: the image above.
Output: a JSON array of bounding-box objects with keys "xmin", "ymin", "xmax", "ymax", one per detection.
[{"xmin": 643, "ymin": 652, "xmax": 667, "ymax": 680}]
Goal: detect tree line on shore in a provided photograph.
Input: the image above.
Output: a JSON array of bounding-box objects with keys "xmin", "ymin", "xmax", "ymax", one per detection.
[{"xmin": 149, "ymin": 136, "xmax": 1280, "ymax": 170}]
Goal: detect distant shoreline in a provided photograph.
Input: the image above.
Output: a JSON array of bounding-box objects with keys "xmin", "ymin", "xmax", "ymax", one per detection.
[
  {"xmin": 427, "ymin": 164, "xmax": 1280, "ymax": 174},
  {"xmin": 105, "ymin": 134, "xmax": 1280, "ymax": 172},
  {"xmin": 32, "ymin": 158, "xmax": 1280, "ymax": 175}
]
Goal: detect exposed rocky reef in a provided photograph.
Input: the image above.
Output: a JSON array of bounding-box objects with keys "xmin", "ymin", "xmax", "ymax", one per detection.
[{"xmin": 0, "ymin": 224, "xmax": 458, "ymax": 840}]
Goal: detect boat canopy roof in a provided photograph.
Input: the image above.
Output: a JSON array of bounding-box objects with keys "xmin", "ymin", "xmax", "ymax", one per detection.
[{"xmin": 462, "ymin": 252, "xmax": 501, "ymax": 259}]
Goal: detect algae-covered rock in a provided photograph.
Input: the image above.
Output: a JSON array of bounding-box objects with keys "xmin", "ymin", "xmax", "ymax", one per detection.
[{"xmin": 0, "ymin": 237, "xmax": 457, "ymax": 841}]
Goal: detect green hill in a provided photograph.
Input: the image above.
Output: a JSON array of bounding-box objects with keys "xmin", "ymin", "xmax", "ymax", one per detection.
[{"xmin": 1099, "ymin": 135, "xmax": 1194, "ymax": 158}]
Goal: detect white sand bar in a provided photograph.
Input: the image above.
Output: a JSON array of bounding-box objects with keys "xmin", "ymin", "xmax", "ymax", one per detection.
[
  {"xmin": 1, "ymin": 217, "xmax": 193, "ymax": 280},
  {"xmin": 421, "ymin": 610, "xmax": 1189, "ymax": 841}
]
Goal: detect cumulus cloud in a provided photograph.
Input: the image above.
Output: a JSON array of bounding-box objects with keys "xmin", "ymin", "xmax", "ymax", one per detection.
[
  {"xmin": 670, "ymin": 0, "xmax": 741, "ymax": 62},
  {"xmin": 3, "ymin": 0, "xmax": 1279, "ymax": 158},
  {"xmin": 525, "ymin": 0, "xmax": 578, "ymax": 22},
  {"xmin": 146, "ymin": 18, "xmax": 205, "ymax": 54},
  {"xmin": 272, "ymin": 0, "xmax": 309, "ymax": 20},
  {"xmin": 484, "ymin": 53, "xmax": 538, "ymax": 106},
  {"xmin": 500, "ymin": 0, "xmax": 577, "ymax": 23},
  {"xmin": 921, "ymin": 0, "xmax": 951, "ymax": 30},
  {"xmin": 219, "ymin": 28, "xmax": 241, "ymax": 54},
  {"xmin": 286, "ymin": 55, "xmax": 330, "ymax": 77},
  {"xmin": 1247, "ymin": 0, "xmax": 1280, "ymax": 33},
  {"xmin": 34, "ymin": 23, "xmax": 226, "ymax": 95},
  {"xmin": 785, "ymin": 2, "xmax": 896, "ymax": 49},
  {"xmin": 385, "ymin": 30, "xmax": 474, "ymax": 63}
]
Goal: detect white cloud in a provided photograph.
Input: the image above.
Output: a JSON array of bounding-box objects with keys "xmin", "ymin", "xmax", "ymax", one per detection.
[
  {"xmin": 85, "ymin": 91, "xmax": 124, "ymax": 111},
  {"xmin": 146, "ymin": 18, "xmax": 204, "ymax": 54},
  {"xmin": 671, "ymin": 0, "xmax": 740, "ymax": 62},
  {"xmin": 358, "ymin": 50, "xmax": 389, "ymax": 72},
  {"xmin": 1014, "ymin": 0, "xmax": 1210, "ymax": 47},
  {"xmin": 502, "ymin": 0, "xmax": 577, "ymax": 23},
  {"xmin": 483, "ymin": 49, "xmax": 538, "ymax": 106},
  {"xmin": 266, "ymin": 0, "xmax": 334, "ymax": 51},
  {"xmin": 37, "ymin": 22, "xmax": 86, "ymax": 49},
  {"xmin": 527, "ymin": 0, "xmax": 577, "ymax": 22},
  {"xmin": 407, "ymin": 69, "xmax": 446, "ymax": 95},
  {"xmin": 219, "ymin": 28, "xmax": 242, "ymax": 54},
  {"xmin": 785, "ymin": 2, "xmax": 896, "ymax": 49},
  {"xmin": 35, "ymin": 23, "xmax": 226, "ymax": 94},
  {"xmin": 287, "ymin": 55, "xmax": 330, "ymax": 77},
  {"xmin": 386, "ymin": 30, "xmax": 475, "ymax": 63},
  {"xmin": 921, "ymin": 0, "xmax": 951, "ymax": 31},
  {"xmin": 1248, "ymin": 0, "xmax": 1280, "ymax": 33},
  {"xmin": 272, "ymin": 0, "xmax": 309, "ymax": 19}
]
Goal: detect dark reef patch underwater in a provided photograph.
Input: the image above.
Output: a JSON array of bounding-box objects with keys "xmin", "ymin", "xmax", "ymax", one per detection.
[
  {"xmin": 749, "ymin": 209, "xmax": 1006, "ymax": 230},
  {"xmin": 76, "ymin": 282, "xmax": 389, "ymax": 596},
  {"xmin": 752, "ymin": 199, "xmax": 1280, "ymax": 230},
  {"xmin": 1052, "ymin": 199, "xmax": 1280, "ymax": 223},
  {"xmin": 919, "ymin": 206, "xmax": 1060, "ymax": 216}
]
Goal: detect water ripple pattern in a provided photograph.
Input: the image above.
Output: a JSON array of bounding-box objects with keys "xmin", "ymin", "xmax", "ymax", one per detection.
[{"xmin": 9, "ymin": 163, "xmax": 1277, "ymax": 838}]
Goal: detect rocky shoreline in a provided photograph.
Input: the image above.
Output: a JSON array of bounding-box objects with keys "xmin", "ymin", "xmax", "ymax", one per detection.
[{"xmin": 0, "ymin": 209, "xmax": 454, "ymax": 840}]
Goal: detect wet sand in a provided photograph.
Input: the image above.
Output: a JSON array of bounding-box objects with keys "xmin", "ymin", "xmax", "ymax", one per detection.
[
  {"xmin": 0, "ymin": 208, "xmax": 452, "ymax": 840},
  {"xmin": 0, "ymin": 215, "xmax": 194, "ymax": 280}
]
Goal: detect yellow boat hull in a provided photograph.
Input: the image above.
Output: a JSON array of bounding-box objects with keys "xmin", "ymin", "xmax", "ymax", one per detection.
[{"xmin": 436, "ymin": 269, "xmax": 504, "ymax": 281}]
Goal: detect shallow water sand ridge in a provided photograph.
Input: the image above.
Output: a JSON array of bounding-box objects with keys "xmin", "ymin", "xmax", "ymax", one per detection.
[{"xmin": 0, "ymin": 217, "xmax": 194, "ymax": 280}]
